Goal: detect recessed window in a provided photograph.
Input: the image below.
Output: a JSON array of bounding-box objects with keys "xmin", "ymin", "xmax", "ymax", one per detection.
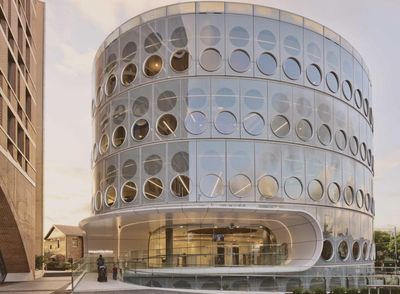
[
  {"xmin": 338, "ymin": 241, "xmax": 349, "ymax": 260},
  {"xmin": 321, "ymin": 240, "xmax": 333, "ymax": 261},
  {"xmin": 112, "ymin": 126, "xmax": 126, "ymax": 147},
  {"xmin": 144, "ymin": 55, "xmax": 163, "ymax": 77},
  {"xmin": 200, "ymin": 174, "xmax": 224, "ymax": 198},
  {"xmin": 105, "ymin": 54, "xmax": 117, "ymax": 72},
  {"xmin": 184, "ymin": 111, "xmax": 207, "ymax": 135},
  {"xmin": 354, "ymin": 89, "xmax": 363, "ymax": 109},
  {"xmin": 171, "ymin": 175, "xmax": 190, "ymax": 197},
  {"xmin": 317, "ymin": 103, "xmax": 331, "ymax": 122},
  {"xmin": 362, "ymin": 242, "xmax": 368, "ymax": 260},
  {"xmin": 335, "ymin": 130, "xmax": 347, "ymax": 150},
  {"xmin": 94, "ymin": 192, "xmax": 102, "ymax": 211},
  {"xmin": 258, "ymin": 175, "xmax": 279, "ymax": 198},
  {"xmin": 244, "ymin": 89, "xmax": 264, "ymax": 110},
  {"xmin": 349, "ymin": 136, "xmax": 359, "ymax": 156},
  {"xmin": 170, "ymin": 26, "xmax": 188, "ymax": 48},
  {"xmin": 186, "ymin": 88, "xmax": 207, "ymax": 109},
  {"xmin": 363, "ymin": 99, "xmax": 369, "ymax": 116},
  {"xmin": 171, "ymin": 151, "xmax": 189, "ymax": 173},
  {"xmin": 270, "ymin": 115, "xmax": 290, "ymax": 138},
  {"xmin": 121, "ymin": 41, "xmax": 137, "ymax": 61},
  {"xmin": 99, "ymin": 134, "xmax": 109, "ymax": 154},
  {"xmin": 308, "ymin": 179, "xmax": 323, "ymax": 201},
  {"xmin": 215, "ymin": 111, "xmax": 237, "ymax": 135},
  {"xmin": 367, "ymin": 149, "xmax": 372, "ymax": 166},
  {"xmin": 257, "ymin": 30, "xmax": 276, "ymax": 50},
  {"xmin": 200, "ymin": 25, "xmax": 220, "ymax": 46},
  {"xmin": 352, "ymin": 241, "xmax": 360, "ymax": 260},
  {"xmin": 328, "ymin": 182, "xmax": 340, "ymax": 203},
  {"xmin": 229, "ymin": 49, "xmax": 250, "ymax": 73},
  {"xmin": 106, "ymin": 165, "xmax": 117, "ymax": 185},
  {"xmin": 365, "ymin": 193, "xmax": 371, "ymax": 211},
  {"xmin": 200, "ymin": 48, "xmax": 222, "ymax": 72},
  {"xmin": 318, "ymin": 124, "xmax": 332, "ymax": 146},
  {"xmin": 360, "ymin": 142, "xmax": 367, "ymax": 161},
  {"xmin": 112, "ymin": 105, "xmax": 126, "ymax": 125},
  {"xmin": 295, "ymin": 97, "xmax": 312, "ymax": 117},
  {"xmin": 144, "ymin": 154, "xmax": 163, "ymax": 175},
  {"xmin": 121, "ymin": 63, "xmax": 137, "ymax": 86},
  {"xmin": 132, "ymin": 119, "xmax": 149, "ymax": 140},
  {"xmin": 284, "ymin": 177, "xmax": 303, "ymax": 200},
  {"xmin": 229, "ymin": 26, "xmax": 249, "ymax": 47},
  {"xmin": 283, "ymin": 57, "xmax": 301, "ymax": 80},
  {"xmin": 170, "ymin": 49, "xmax": 190, "ymax": 72},
  {"xmin": 342, "ymin": 80, "xmax": 352, "ymax": 100},
  {"xmin": 243, "ymin": 112, "xmax": 264, "ymax": 136},
  {"xmin": 132, "ymin": 96, "xmax": 149, "ymax": 117},
  {"xmin": 306, "ymin": 42, "xmax": 321, "ymax": 62},
  {"xmin": 157, "ymin": 114, "xmax": 178, "ymax": 136},
  {"xmin": 271, "ymin": 93, "xmax": 290, "ymax": 113},
  {"xmin": 296, "ymin": 119, "xmax": 313, "ymax": 141},
  {"xmin": 326, "ymin": 71, "xmax": 339, "ymax": 93},
  {"xmin": 157, "ymin": 90, "xmax": 177, "ymax": 112},
  {"xmin": 105, "ymin": 186, "xmax": 116, "ymax": 207},
  {"xmin": 257, "ymin": 53, "xmax": 277, "ymax": 76},
  {"xmin": 122, "ymin": 159, "xmax": 137, "ymax": 180},
  {"xmin": 229, "ymin": 174, "xmax": 252, "ymax": 198},
  {"xmin": 144, "ymin": 32, "xmax": 162, "ymax": 53},
  {"xmin": 306, "ymin": 64, "xmax": 322, "ymax": 86},
  {"xmin": 215, "ymin": 87, "xmax": 235, "ymax": 108},
  {"xmin": 356, "ymin": 189, "xmax": 364, "ymax": 208},
  {"xmin": 105, "ymin": 74, "xmax": 117, "ymax": 96},
  {"xmin": 144, "ymin": 177, "xmax": 163, "ymax": 200},
  {"xmin": 283, "ymin": 35, "xmax": 300, "ymax": 56},
  {"xmin": 121, "ymin": 181, "xmax": 137, "ymax": 203},
  {"xmin": 344, "ymin": 186, "xmax": 354, "ymax": 206}
]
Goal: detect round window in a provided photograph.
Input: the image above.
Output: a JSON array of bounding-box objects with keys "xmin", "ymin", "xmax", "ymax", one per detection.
[
  {"xmin": 121, "ymin": 41, "xmax": 137, "ymax": 61},
  {"xmin": 295, "ymin": 97, "xmax": 312, "ymax": 117},
  {"xmin": 144, "ymin": 177, "xmax": 163, "ymax": 200},
  {"xmin": 306, "ymin": 64, "xmax": 322, "ymax": 86},
  {"xmin": 200, "ymin": 48, "xmax": 222, "ymax": 72},
  {"xmin": 271, "ymin": 115, "xmax": 290, "ymax": 138},
  {"xmin": 257, "ymin": 52, "xmax": 277, "ymax": 76},
  {"xmin": 99, "ymin": 134, "xmax": 109, "ymax": 154},
  {"xmin": 132, "ymin": 96, "xmax": 149, "ymax": 117},
  {"xmin": 356, "ymin": 189, "xmax": 364, "ymax": 208},
  {"xmin": 338, "ymin": 241, "xmax": 349, "ymax": 260},
  {"xmin": 94, "ymin": 192, "xmax": 102, "ymax": 211},
  {"xmin": 171, "ymin": 151, "xmax": 189, "ymax": 173},
  {"xmin": 257, "ymin": 30, "xmax": 276, "ymax": 50},
  {"xmin": 229, "ymin": 26, "xmax": 249, "ymax": 47},
  {"xmin": 328, "ymin": 182, "xmax": 340, "ymax": 203},
  {"xmin": 362, "ymin": 242, "xmax": 368, "ymax": 260},
  {"xmin": 271, "ymin": 93, "xmax": 290, "ymax": 113},
  {"xmin": 157, "ymin": 90, "xmax": 177, "ymax": 112},
  {"xmin": 170, "ymin": 49, "xmax": 190, "ymax": 72},
  {"xmin": 144, "ymin": 55, "xmax": 163, "ymax": 77},
  {"xmin": 157, "ymin": 114, "xmax": 178, "ymax": 136},
  {"xmin": 132, "ymin": 119, "xmax": 149, "ymax": 140},
  {"xmin": 335, "ymin": 130, "xmax": 347, "ymax": 150},
  {"xmin": 215, "ymin": 111, "xmax": 237, "ymax": 135},
  {"xmin": 244, "ymin": 89, "xmax": 264, "ymax": 110},
  {"xmin": 229, "ymin": 49, "xmax": 250, "ymax": 73},
  {"xmin": 306, "ymin": 42, "xmax": 321, "ymax": 62},
  {"xmin": 105, "ymin": 74, "xmax": 117, "ymax": 96},
  {"xmin": 170, "ymin": 26, "xmax": 188, "ymax": 48},
  {"xmin": 360, "ymin": 142, "xmax": 367, "ymax": 161},
  {"xmin": 349, "ymin": 136, "xmax": 359, "ymax": 156},
  {"xmin": 296, "ymin": 119, "xmax": 313, "ymax": 141},
  {"xmin": 215, "ymin": 87, "xmax": 235, "ymax": 108},
  {"xmin": 344, "ymin": 186, "xmax": 354, "ymax": 206},
  {"xmin": 352, "ymin": 241, "xmax": 360, "ymax": 260},
  {"xmin": 284, "ymin": 177, "xmax": 303, "ymax": 200},
  {"xmin": 321, "ymin": 240, "xmax": 333, "ymax": 261},
  {"xmin": 200, "ymin": 25, "xmax": 220, "ymax": 46},
  {"xmin": 229, "ymin": 174, "xmax": 252, "ymax": 198},
  {"xmin": 144, "ymin": 32, "xmax": 162, "ymax": 53},
  {"xmin": 122, "ymin": 159, "xmax": 137, "ymax": 180},
  {"xmin": 308, "ymin": 179, "xmax": 324, "ymax": 201},
  {"xmin": 184, "ymin": 111, "xmax": 207, "ymax": 135},
  {"xmin": 121, "ymin": 181, "xmax": 137, "ymax": 203},
  {"xmin": 105, "ymin": 186, "xmax": 116, "ymax": 207},
  {"xmin": 243, "ymin": 112, "xmax": 265, "ymax": 136},
  {"xmin": 200, "ymin": 174, "xmax": 224, "ymax": 198},
  {"xmin": 283, "ymin": 35, "xmax": 300, "ymax": 56},
  {"xmin": 367, "ymin": 149, "xmax": 372, "ymax": 166},
  {"xmin": 363, "ymin": 99, "xmax": 369, "ymax": 116},
  {"xmin": 365, "ymin": 193, "xmax": 371, "ymax": 211},
  {"xmin": 318, "ymin": 124, "xmax": 332, "ymax": 146},
  {"xmin": 144, "ymin": 154, "xmax": 162, "ymax": 176},
  {"xmin": 354, "ymin": 89, "xmax": 363, "ymax": 109},
  {"xmin": 326, "ymin": 71, "xmax": 339, "ymax": 93},
  {"xmin": 171, "ymin": 175, "xmax": 190, "ymax": 197},
  {"xmin": 112, "ymin": 126, "xmax": 126, "ymax": 147},
  {"xmin": 317, "ymin": 103, "xmax": 331, "ymax": 122},
  {"xmin": 186, "ymin": 88, "xmax": 207, "ymax": 109},
  {"xmin": 112, "ymin": 105, "xmax": 126, "ymax": 125},
  {"xmin": 258, "ymin": 175, "xmax": 279, "ymax": 198},
  {"xmin": 105, "ymin": 165, "xmax": 117, "ymax": 185},
  {"xmin": 121, "ymin": 63, "xmax": 137, "ymax": 86},
  {"xmin": 283, "ymin": 57, "xmax": 301, "ymax": 80},
  {"xmin": 342, "ymin": 80, "xmax": 352, "ymax": 100}
]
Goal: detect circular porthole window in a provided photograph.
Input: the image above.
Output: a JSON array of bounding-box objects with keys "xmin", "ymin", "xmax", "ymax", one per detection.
[
  {"xmin": 105, "ymin": 74, "xmax": 117, "ymax": 96},
  {"xmin": 257, "ymin": 52, "xmax": 277, "ymax": 76},
  {"xmin": 215, "ymin": 87, "xmax": 235, "ymax": 108},
  {"xmin": 112, "ymin": 105, "xmax": 126, "ymax": 125},
  {"xmin": 257, "ymin": 30, "xmax": 276, "ymax": 50},
  {"xmin": 171, "ymin": 175, "xmax": 190, "ymax": 197},
  {"xmin": 200, "ymin": 25, "xmax": 220, "ymax": 46},
  {"xmin": 144, "ymin": 177, "xmax": 163, "ymax": 200},
  {"xmin": 283, "ymin": 35, "xmax": 300, "ymax": 56},
  {"xmin": 200, "ymin": 174, "xmax": 224, "ymax": 198},
  {"xmin": 360, "ymin": 143, "xmax": 367, "ymax": 161},
  {"xmin": 200, "ymin": 48, "xmax": 222, "ymax": 72},
  {"xmin": 352, "ymin": 241, "xmax": 360, "ymax": 260},
  {"xmin": 132, "ymin": 96, "xmax": 149, "ymax": 117},
  {"xmin": 105, "ymin": 165, "xmax": 117, "ymax": 185},
  {"xmin": 317, "ymin": 103, "xmax": 331, "ymax": 122},
  {"xmin": 354, "ymin": 89, "xmax": 363, "ymax": 109},
  {"xmin": 271, "ymin": 93, "xmax": 290, "ymax": 113},
  {"xmin": 362, "ymin": 242, "xmax": 369, "ymax": 260},
  {"xmin": 171, "ymin": 151, "xmax": 189, "ymax": 173},
  {"xmin": 99, "ymin": 134, "xmax": 109, "ymax": 154},
  {"xmin": 365, "ymin": 193, "xmax": 371, "ymax": 211},
  {"xmin": 112, "ymin": 126, "xmax": 126, "ymax": 148},
  {"xmin": 363, "ymin": 99, "xmax": 369, "ymax": 116},
  {"xmin": 121, "ymin": 41, "xmax": 137, "ymax": 61},
  {"xmin": 143, "ymin": 55, "xmax": 163, "ymax": 77},
  {"xmin": 349, "ymin": 136, "xmax": 359, "ymax": 156},
  {"xmin": 122, "ymin": 159, "xmax": 137, "ymax": 180},
  {"xmin": 243, "ymin": 112, "xmax": 265, "ymax": 136},
  {"xmin": 229, "ymin": 26, "xmax": 249, "ymax": 47},
  {"xmin": 283, "ymin": 57, "xmax": 301, "ymax": 80},
  {"xmin": 356, "ymin": 189, "xmax": 364, "ymax": 208},
  {"xmin": 318, "ymin": 124, "xmax": 332, "ymax": 146},
  {"xmin": 306, "ymin": 64, "xmax": 322, "ymax": 86},
  {"xmin": 186, "ymin": 88, "xmax": 207, "ymax": 109},
  {"xmin": 121, "ymin": 181, "xmax": 137, "ymax": 203},
  {"xmin": 229, "ymin": 49, "xmax": 251, "ymax": 73},
  {"xmin": 157, "ymin": 90, "xmax": 177, "ymax": 112},
  {"xmin": 344, "ymin": 186, "xmax": 354, "ymax": 206},
  {"xmin": 321, "ymin": 240, "xmax": 334, "ymax": 261},
  {"xmin": 342, "ymin": 80, "xmax": 352, "ymax": 100},
  {"xmin": 144, "ymin": 32, "xmax": 162, "ymax": 53},
  {"xmin": 185, "ymin": 111, "xmax": 207, "ymax": 135},
  {"xmin": 215, "ymin": 111, "xmax": 237, "ymax": 135},
  {"xmin": 258, "ymin": 175, "xmax": 279, "ymax": 198},
  {"xmin": 121, "ymin": 63, "xmax": 137, "ymax": 86},
  {"xmin": 335, "ymin": 130, "xmax": 347, "ymax": 150},
  {"xmin": 157, "ymin": 114, "xmax": 178, "ymax": 136},
  {"xmin": 144, "ymin": 154, "xmax": 163, "ymax": 176},
  {"xmin": 338, "ymin": 240, "xmax": 349, "ymax": 260},
  {"xmin": 296, "ymin": 119, "xmax": 313, "ymax": 141},
  {"xmin": 308, "ymin": 179, "xmax": 324, "ymax": 201},
  {"xmin": 326, "ymin": 71, "xmax": 339, "ymax": 93},
  {"xmin": 284, "ymin": 177, "xmax": 303, "ymax": 200},
  {"xmin": 94, "ymin": 192, "xmax": 102, "ymax": 211},
  {"xmin": 229, "ymin": 174, "xmax": 252, "ymax": 198},
  {"xmin": 170, "ymin": 49, "xmax": 190, "ymax": 72},
  {"xmin": 132, "ymin": 119, "xmax": 149, "ymax": 140},
  {"xmin": 271, "ymin": 115, "xmax": 290, "ymax": 138},
  {"xmin": 170, "ymin": 26, "xmax": 188, "ymax": 48},
  {"xmin": 105, "ymin": 186, "xmax": 117, "ymax": 207},
  {"xmin": 328, "ymin": 182, "xmax": 340, "ymax": 203}
]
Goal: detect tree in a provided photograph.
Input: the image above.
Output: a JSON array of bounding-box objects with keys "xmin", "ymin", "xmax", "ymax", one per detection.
[{"xmin": 374, "ymin": 230, "xmax": 399, "ymax": 265}]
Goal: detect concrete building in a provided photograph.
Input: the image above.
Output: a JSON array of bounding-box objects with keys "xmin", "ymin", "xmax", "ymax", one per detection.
[
  {"xmin": 0, "ymin": 0, "xmax": 45, "ymax": 282},
  {"xmin": 44, "ymin": 225, "xmax": 84, "ymax": 264},
  {"xmin": 81, "ymin": 2, "xmax": 374, "ymax": 291}
]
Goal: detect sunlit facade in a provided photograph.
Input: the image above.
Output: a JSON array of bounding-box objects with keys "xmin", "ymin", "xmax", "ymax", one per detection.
[{"xmin": 81, "ymin": 2, "xmax": 375, "ymax": 291}]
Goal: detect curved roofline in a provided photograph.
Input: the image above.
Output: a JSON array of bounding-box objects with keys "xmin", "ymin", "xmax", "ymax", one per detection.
[{"xmin": 94, "ymin": 1, "xmax": 370, "ymax": 75}]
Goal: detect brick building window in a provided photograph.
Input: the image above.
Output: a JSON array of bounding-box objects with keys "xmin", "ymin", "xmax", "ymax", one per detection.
[{"xmin": 72, "ymin": 238, "xmax": 78, "ymax": 248}]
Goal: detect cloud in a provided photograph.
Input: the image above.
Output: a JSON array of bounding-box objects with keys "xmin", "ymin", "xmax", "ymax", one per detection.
[{"xmin": 54, "ymin": 43, "xmax": 96, "ymax": 77}]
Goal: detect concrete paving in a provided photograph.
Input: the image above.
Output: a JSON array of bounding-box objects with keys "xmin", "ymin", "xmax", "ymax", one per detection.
[{"xmin": 0, "ymin": 276, "xmax": 71, "ymax": 293}]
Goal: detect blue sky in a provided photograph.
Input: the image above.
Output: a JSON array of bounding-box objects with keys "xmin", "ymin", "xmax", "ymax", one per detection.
[{"xmin": 44, "ymin": 0, "xmax": 400, "ymax": 233}]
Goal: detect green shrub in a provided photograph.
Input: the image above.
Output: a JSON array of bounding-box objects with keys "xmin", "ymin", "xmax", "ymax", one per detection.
[
  {"xmin": 347, "ymin": 288, "xmax": 359, "ymax": 294},
  {"xmin": 314, "ymin": 288, "xmax": 326, "ymax": 294},
  {"xmin": 303, "ymin": 291, "xmax": 312, "ymax": 294},
  {"xmin": 332, "ymin": 287, "xmax": 346, "ymax": 294},
  {"xmin": 293, "ymin": 288, "xmax": 304, "ymax": 294}
]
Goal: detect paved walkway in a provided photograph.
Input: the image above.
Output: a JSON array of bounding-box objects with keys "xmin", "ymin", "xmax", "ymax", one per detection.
[{"xmin": 0, "ymin": 276, "xmax": 71, "ymax": 293}]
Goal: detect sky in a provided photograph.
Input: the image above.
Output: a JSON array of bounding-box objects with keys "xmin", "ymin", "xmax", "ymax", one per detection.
[{"xmin": 44, "ymin": 0, "xmax": 400, "ymax": 234}]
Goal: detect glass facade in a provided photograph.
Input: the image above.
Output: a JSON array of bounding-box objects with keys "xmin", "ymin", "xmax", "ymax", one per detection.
[{"xmin": 83, "ymin": 2, "xmax": 374, "ymax": 292}]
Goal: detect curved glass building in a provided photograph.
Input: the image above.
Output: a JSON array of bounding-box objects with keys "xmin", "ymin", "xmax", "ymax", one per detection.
[{"xmin": 81, "ymin": 2, "xmax": 375, "ymax": 291}]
